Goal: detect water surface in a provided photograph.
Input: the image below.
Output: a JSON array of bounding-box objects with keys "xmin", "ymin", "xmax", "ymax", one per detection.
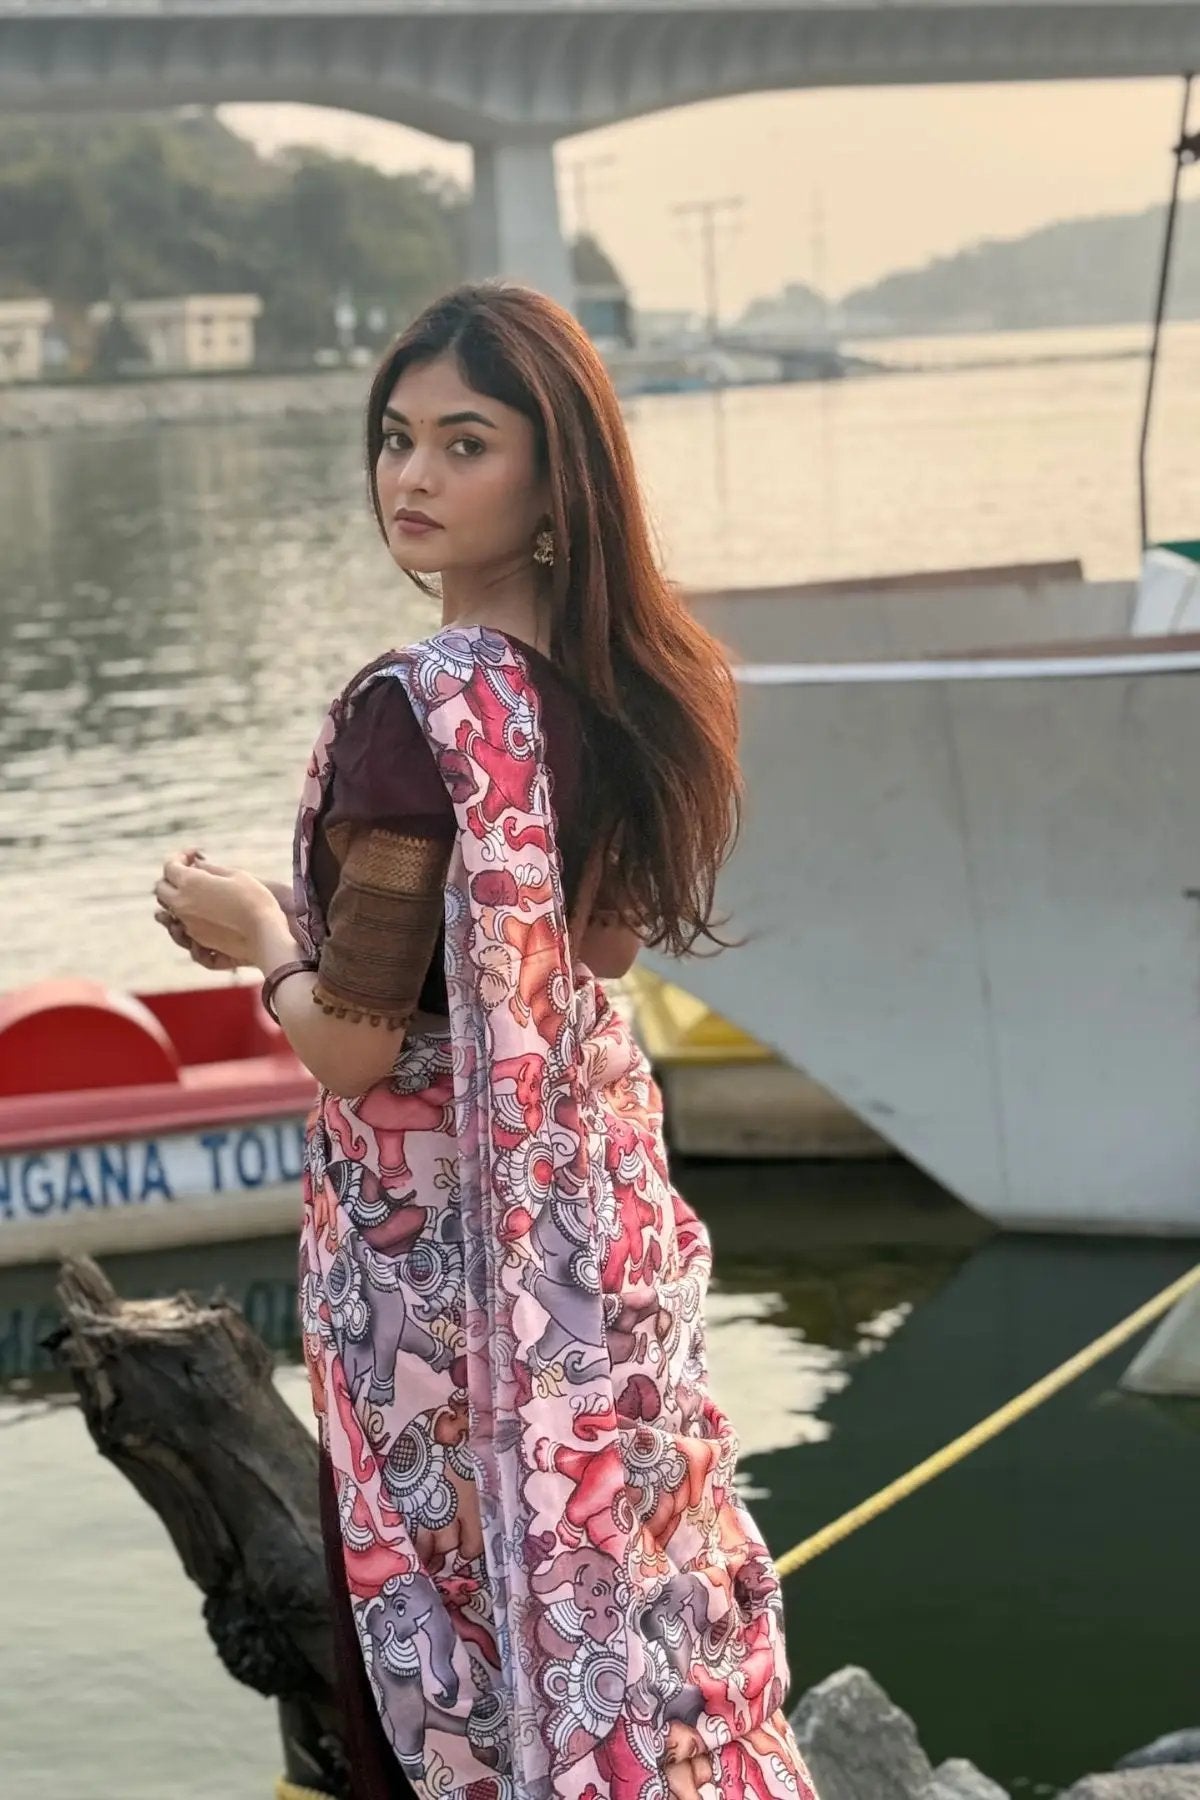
[{"xmin": 4, "ymin": 325, "xmax": 1200, "ymax": 993}]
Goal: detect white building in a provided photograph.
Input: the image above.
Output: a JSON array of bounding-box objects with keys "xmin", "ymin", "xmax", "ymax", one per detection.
[
  {"xmin": 0, "ymin": 298, "xmax": 53, "ymax": 383},
  {"xmin": 88, "ymin": 294, "xmax": 263, "ymax": 373}
]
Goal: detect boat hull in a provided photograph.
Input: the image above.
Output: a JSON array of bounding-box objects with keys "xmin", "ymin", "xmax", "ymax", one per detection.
[
  {"xmin": 0, "ymin": 1111, "xmax": 310, "ymax": 1267},
  {"xmin": 647, "ymin": 630, "xmax": 1200, "ymax": 1234}
]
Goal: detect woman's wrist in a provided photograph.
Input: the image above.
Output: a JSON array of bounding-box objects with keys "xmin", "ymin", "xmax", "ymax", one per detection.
[
  {"xmin": 261, "ymin": 957, "xmax": 319, "ymax": 1025},
  {"xmin": 252, "ymin": 908, "xmax": 305, "ymax": 978}
]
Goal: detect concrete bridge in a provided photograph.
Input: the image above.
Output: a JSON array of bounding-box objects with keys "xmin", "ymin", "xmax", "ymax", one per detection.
[{"xmin": 3, "ymin": 1, "xmax": 1199, "ymax": 305}]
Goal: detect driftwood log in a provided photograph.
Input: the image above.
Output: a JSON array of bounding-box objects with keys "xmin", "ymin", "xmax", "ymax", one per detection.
[{"xmin": 49, "ymin": 1254, "xmax": 347, "ymax": 1798}]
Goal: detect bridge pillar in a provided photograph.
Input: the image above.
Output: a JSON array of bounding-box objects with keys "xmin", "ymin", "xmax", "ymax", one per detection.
[{"xmin": 469, "ymin": 139, "xmax": 574, "ymax": 312}]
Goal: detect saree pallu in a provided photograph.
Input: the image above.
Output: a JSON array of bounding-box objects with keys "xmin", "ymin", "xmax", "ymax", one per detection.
[{"xmin": 293, "ymin": 627, "xmax": 817, "ymax": 1800}]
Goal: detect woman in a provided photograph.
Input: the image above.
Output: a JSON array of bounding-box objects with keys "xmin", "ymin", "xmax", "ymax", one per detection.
[{"xmin": 154, "ymin": 283, "xmax": 818, "ymax": 1800}]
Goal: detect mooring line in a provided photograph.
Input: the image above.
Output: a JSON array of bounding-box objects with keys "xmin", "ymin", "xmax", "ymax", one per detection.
[{"xmin": 774, "ymin": 1260, "xmax": 1200, "ymax": 1578}]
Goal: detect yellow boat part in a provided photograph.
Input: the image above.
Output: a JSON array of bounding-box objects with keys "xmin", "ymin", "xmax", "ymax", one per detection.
[{"xmin": 621, "ymin": 967, "xmax": 772, "ymax": 1066}]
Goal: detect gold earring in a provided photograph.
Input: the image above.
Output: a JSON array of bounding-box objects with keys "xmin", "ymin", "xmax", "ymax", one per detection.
[{"xmin": 533, "ymin": 526, "xmax": 555, "ymax": 568}]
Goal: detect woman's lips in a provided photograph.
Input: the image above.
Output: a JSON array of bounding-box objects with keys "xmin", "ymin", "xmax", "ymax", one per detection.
[{"xmin": 394, "ymin": 510, "xmax": 442, "ymax": 538}]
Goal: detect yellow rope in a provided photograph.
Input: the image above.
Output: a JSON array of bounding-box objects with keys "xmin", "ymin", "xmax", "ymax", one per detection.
[
  {"xmin": 775, "ymin": 1259, "xmax": 1200, "ymax": 1579},
  {"xmin": 275, "ymin": 1779, "xmax": 335, "ymax": 1800}
]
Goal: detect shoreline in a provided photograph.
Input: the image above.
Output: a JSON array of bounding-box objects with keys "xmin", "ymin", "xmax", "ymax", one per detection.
[
  {"xmin": 0, "ymin": 367, "xmax": 368, "ymax": 439},
  {"xmin": 0, "ymin": 339, "xmax": 1151, "ymax": 440}
]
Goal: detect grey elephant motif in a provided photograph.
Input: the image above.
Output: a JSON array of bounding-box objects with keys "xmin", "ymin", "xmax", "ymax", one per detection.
[
  {"xmin": 335, "ymin": 1231, "xmax": 455, "ymax": 1407},
  {"xmin": 358, "ymin": 1576, "xmax": 506, "ymax": 1781},
  {"xmin": 640, "ymin": 1571, "xmax": 712, "ymax": 1724},
  {"xmin": 530, "ymin": 1545, "xmax": 627, "ymax": 1653},
  {"xmin": 528, "ymin": 1547, "xmax": 628, "ymax": 1767},
  {"xmin": 643, "ymin": 1570, "xmax": 710, "ymax": 1653},
  {"xmin": 362, "ymin": 1570, "xmax": 459, "ymax": 1705},
  {"xmin": 518, "ymin": 1187, "xmax": 609, "ymax": 1383}
]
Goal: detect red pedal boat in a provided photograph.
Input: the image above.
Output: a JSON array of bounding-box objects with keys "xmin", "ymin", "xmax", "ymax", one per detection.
[{"xmin": 0, "ymin": 979, "xmax": 317, "ymax": 1267}]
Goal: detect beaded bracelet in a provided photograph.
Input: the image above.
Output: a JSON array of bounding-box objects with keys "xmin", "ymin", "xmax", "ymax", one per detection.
[{"xmin": 261, "ymin": 957, "xmax": 319, "ymax": 1024}]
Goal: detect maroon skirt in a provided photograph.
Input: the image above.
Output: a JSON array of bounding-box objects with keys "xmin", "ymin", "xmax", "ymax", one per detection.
[{"xmin": 318, "ymin": 1450, "xmax": 419, "ymax": 1800}]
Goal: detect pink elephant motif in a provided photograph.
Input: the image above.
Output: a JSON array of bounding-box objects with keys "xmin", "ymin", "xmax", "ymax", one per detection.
[{"xmin": 347, "ymin": 1081, "xmax": 455, "ymax": 1190}]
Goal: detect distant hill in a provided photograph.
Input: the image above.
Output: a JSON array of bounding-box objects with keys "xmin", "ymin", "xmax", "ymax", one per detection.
[
  {"xmin": 838, "ymin": 199, "xmax": 1200, "ymax": 336},
  {"xmin": 734, "ymin": 279, "xmax": 830, "ymax": 336}
]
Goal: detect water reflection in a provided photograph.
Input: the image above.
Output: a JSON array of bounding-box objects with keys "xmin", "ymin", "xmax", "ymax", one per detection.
[
  {"xmin": 760, "ymin": 1232, "xmax": 1200, "ymax": 1793},
  {"xmin": 0, "ymin": 1232, "xmax": 307, "ymax": 1391}
]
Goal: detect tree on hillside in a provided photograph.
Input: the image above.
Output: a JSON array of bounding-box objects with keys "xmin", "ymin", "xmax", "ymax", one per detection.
[
  {"xmin": 104, "ymin": 131, "xmax": 260, "ymax": 298},
  {"xmin": 92, "ymin": 306, "xmax": 150, "ymax": 377},
  {"xmin": 0, "ymin": 114, "xmax": 267, "ymax": 307},
  {"xmin": 572, "ymin": 232, "xmax": 624, "ymax": 290},
  {"xmin": 0, "ymin": 164, "xmax": 111, "ymax": 304},
  {"xmin": 257, "ymin": 150, "xmax": 465, "ymax": 358},
  {"xmin": 0, "ymin": 113, "xmax": 468, "ymax": 364}
]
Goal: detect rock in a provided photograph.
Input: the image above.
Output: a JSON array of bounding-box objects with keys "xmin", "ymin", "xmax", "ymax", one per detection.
[
  {"xmin": 1059, "ymin": 1773, "xmax": 1200, "ymax": 1799},
  {"xmin": 923, "ymin": 1757, "xmax": 1010, "ymax": 1799},
  {"xmin": 1118, "ymin": 1734, "xmax": 1200, "ymax": 1771},
  {"xmin": 785, "ymin": 1667, "xmax": 1010, "ymax": 1800},
  {"xmin": 788, "ymin": 1666, "xmax": 934, "ymax": 1800}
]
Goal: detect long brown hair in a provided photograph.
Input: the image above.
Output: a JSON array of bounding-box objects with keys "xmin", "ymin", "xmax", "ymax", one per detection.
[{"xmin": 365, "ymin": 281, "xmax": 741, "ymax": 957}]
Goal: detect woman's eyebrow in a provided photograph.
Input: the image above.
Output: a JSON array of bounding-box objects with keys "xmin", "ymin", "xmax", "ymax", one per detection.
[{"xmin": 383, "ymin": 407, "xmax": 499, "ymax": 429}]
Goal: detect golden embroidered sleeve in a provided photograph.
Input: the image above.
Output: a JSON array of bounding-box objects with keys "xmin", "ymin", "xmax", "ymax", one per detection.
[
  {"xmin": 314, "ymin": 823, "xmax": 452, "ymax": 1028},
  {"xmin": 311, "ymin": 677, "xmax": 456, "ymax": 1029}
]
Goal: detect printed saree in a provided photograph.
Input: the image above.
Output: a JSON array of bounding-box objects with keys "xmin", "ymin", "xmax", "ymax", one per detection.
[{"xmin": 293, "ymin": 627, "xmax": 817, "ymax": 1800}]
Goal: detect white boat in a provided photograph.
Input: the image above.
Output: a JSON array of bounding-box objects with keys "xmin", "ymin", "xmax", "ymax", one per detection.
[{"xmin": 642, "ymin": 563, "xmax": 1200, "ymax": 1235}]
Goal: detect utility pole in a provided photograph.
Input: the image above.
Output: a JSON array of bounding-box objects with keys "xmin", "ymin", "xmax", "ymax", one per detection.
[
  {"xmin": 566, "ymin": 151, "xmax": 616, "ymax": 239},
  {"xmin": 811, "ymin": 189, "xmax": 832, "ymax": 339},
  {"xmin": 673, "ymin": 197, "xmax": 742, "ymax": 342}
]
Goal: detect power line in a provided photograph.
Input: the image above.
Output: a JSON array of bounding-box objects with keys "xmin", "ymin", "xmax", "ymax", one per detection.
[
  {"xmin": 673, "ymin": 196, "xmax": 743, "ymax": 341},
  {"xmin": 565, "ymin": 151, "xmax": 616, "ymax": 238}
]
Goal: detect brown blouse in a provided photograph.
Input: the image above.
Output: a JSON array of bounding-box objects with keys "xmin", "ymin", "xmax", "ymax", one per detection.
[{"xmin": 310, "ymin": 635, "xmax": 589, "ymax": 1023}]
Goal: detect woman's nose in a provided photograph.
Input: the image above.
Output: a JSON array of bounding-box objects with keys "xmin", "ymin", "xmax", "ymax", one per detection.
[{"xmin": 402, "ymin": 446, "xmax": 437, "ymax": 494}]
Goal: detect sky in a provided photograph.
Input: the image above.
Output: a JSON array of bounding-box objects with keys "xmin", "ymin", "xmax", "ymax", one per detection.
[{"xmin": 223, "ymin": 77, "xmax": 1187, "ymax": 319}]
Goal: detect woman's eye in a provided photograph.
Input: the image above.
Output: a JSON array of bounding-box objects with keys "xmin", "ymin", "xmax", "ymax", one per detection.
[
  {"xmin": 450, "ymin": 436, "xmax": 485, "ymax": 459},
  {"xmin": 382, "ymin": 430, "xmax": 410, "ymax": 453}
]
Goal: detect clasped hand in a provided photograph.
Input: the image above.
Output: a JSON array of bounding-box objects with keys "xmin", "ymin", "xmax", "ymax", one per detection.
[{"xmin": 153, "ymin": 849, "xmax": 292, "ymax": 971}]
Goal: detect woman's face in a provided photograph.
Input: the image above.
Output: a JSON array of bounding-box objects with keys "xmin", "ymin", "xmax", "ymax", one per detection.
[{"xmin": 375, "ymin": 354, "xmax": 549, "ymax": 579}]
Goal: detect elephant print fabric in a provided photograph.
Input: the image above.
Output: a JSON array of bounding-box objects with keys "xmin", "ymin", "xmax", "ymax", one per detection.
[{"xmin": 294, "ymin": 627, "xmax": 818, "ymax": 1800}]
